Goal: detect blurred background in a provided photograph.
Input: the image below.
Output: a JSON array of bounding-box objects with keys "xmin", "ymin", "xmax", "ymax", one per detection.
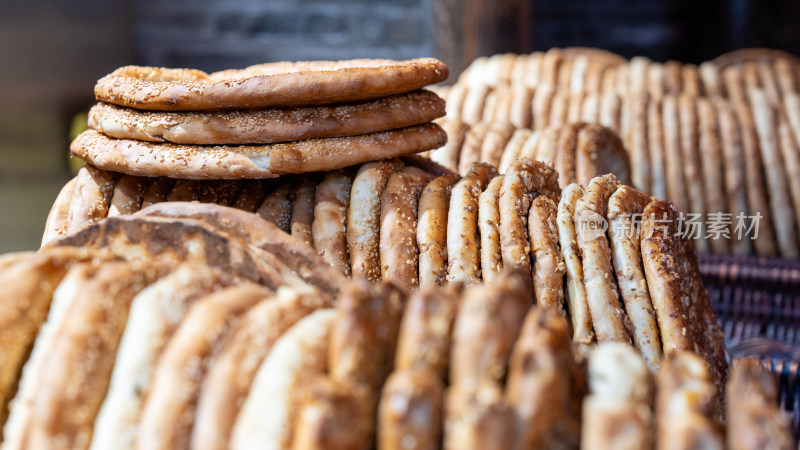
[{"xmin": 2, "ymin": 0, "xmax": 800, "ymax": 252}]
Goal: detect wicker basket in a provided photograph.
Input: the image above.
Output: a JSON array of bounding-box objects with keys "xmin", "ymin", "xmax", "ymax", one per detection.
[{"xmin": 699, "ymin": 254, "xmax": 800, "ymax": 441}]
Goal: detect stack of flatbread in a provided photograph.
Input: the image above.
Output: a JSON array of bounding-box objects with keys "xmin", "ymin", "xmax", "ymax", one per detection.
[
  {"xmin": 0, "ymin": 227, "xmax": 792, "ymax": 448},
  {"xmin": 436, "ymin": 47, "xmax": 800, "ymax": 258},
  {"xmin": 71, "ymin": 58, "xmax": 448, "ymax": 180}
]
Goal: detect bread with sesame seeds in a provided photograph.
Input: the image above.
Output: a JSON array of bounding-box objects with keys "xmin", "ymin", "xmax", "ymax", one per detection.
[
  {"xmin": 348, "ymin": 160, "xmax": 404, "ymax": 281},
  {"xmin": 256, "ymin": 180, "xmax": 294, "ymax": 233},
  {"xmin": 16, "ymin": 261, "xmax": 167, "ymax": 450},
  {"xmin": 91, "ymin": 264, "xmax": 234, "ymax": 450},
  {"xmin": 313, "ymin": 170, "xmax": 354, "ymax": 277},
  {"xmin": 380, "ymin": 166, "xmax": 434, "ymax": 295},
  {"xmin": 137, "ymin": 284, "xmax": 270, "ymax": 450},
  {"xmin": 41, "ymin": 177, "xmax": 77, "ymax": 246},
  {"xmin": 108, "ymin": 175, "xmax": 149, "ymax": 217},
  {"xmin": 66, "ymin": 165, "xmax": 119, "ymax": 234},
  {"xmin": 140, "ymin": 177, "xmax": 176, "ymax": 209},
  {"xmin": 378, "ymin": 369, "xmax": 444, "ymax": 450},
  {"xmin": 192, "ymin": 285, "xmax": 330, "ymax": 450},
  {"xmin": 478, "ymin": 175, "xmax": 504, "ymax": 282},
  {"xmin": 558, "ymin": 183, "xmax": 594, "ymax": 346},
  {"xmin": 95, "ymin": 58, "xmax": 448, "ymax": 111},
  {"xmin": 528, "ymin": 196, "xmax": 566, "ymax": 311},
  {"xmin": 289, "ymin": 176, "xmax": 316, "ymax": 246},
  {"xmin": 417, "ymin": 173, "xmax": 459, "ymax": 288},
  {"xmin": 89, "ymin": 90, "xmax": 444, "ymax": 145},
  {"xmin": 70, "ymin": 123, "xmax": 446, "ymax": 179},
  {"xmin": 447, "ymin": 163, "xmax": 497, "ymax": 285},
  {"xmin": 232, "ymin": 308, "xmax": 336, "ymax": 450}
]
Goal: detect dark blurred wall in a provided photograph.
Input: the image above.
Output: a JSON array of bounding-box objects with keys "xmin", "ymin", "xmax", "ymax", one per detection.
[{"xmin": 0, "ymin": 0, "xmax": 133, "ymax": 252}]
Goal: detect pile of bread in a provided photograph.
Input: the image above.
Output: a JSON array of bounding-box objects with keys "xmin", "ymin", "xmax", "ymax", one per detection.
[
  {"xmin": 435, "ymin": 47, "xmax": 800, "ymax": 258},
  {"xmin": 4, "ymin": 54, "xmax": 795, "ymax": 448},
  {"xmin": 0, "ymin": 218, "xmax": 794, "ymax": 448}
]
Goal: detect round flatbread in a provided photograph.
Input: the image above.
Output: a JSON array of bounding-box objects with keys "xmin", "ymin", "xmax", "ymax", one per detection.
[
  {"xmin": 461, "ymin": 84, "xmax": 491, "ymax": 125},
  {"xmin": 140, "ymin": 177, "xmax": 176, "ymax": 209},
  {"xmin": 647, "ymin": 63, "xmax": 665, "ymax": 100},
  {"xmin": 457, "ymin": 122, "xmax": 490, "ymax": 175},
  {"xmin": 313, "ymin": 170, "xmax": 354, "ymax": 277},
  {"xmin": 528, "ymin": 196, "xmax": 565, "ymax": 311},
  {"xmin": 548, "ymin": 91, "xmax": 569, "ymax": 128},
  {"xmin": 555, "ymin": 123, "xmax": 582, "ymax": 188},
  {"xmin": 107, "ymin": 175, "xmax": 149, "ymax": 217},
  {"xmin": 580, "ymin": 94, "xmax": 600, "ymax": 123},
  {"xmin": 678, "ymin": 94, "xmax": 708, "ymax": 253},
  {"xmin": 607, "ymin": 185, "xmax": 662, "ymax": 370},
  {"xmin": 498, "ymin": 129, "xmax": 533, "ymax": 174},
  {"xmin": 378, "ymin": 369, "xmax": 444, "ymax": 450},
  {"xmin": 380, "ymin": 166, "xmax": 434, "ymax": 295},
  {"xmin": 66, "ymin": 165, "xmax": 119, "ymax": 235},
  {"xmin": 347, "ymin": 160, "xmax": 403, "ymax": 281},
  {"xmin": 575, "ymin": 124, "xmax": 632, "ymax": 187},
  {"xmin": 647, "ymin": 97, "xmax": 668, "ymax": 200},
  {"xmin": 198, "ymin": 179, "xmax": 241, "ymax": 205},
  {"xmin": 417, "ymin": 174, "xmax": 459, "ymax": 289},
  {"xmin": 41, "ymin": 178, "xmax": 77, "ymax": 246},
  {"xmin": 774, "ymin": 58, "xmax": 797, "ymax": 95},
  {"xmin": 574, "ymin": 174, "xmax": 630, "ymax": 344},
  {"xmin": 479, "ymin": 122, "xmax": 515, "ymax": 168},
  {"xmin": 478, "ymin": 175, "xmax": 504, "ymax": 282},
  {"xmin": 447, "ymin": 163, "xmax": 497, "ymax": 285},
  {"xmin": 231, "ymin": 308, "xmax": 336, "ymax": 450},
  {"xmin": 88, "ymin": 90, "xmax": 444, "ymax": 144},
  {"xmin": 96, "ymin": 58, "xmax": 448, "ymax": 111},
  {"xmin": 71, "ymin": 124, "xmax": 446, "ymax": 179},
  {"xmin": 256, "ymin": 181, "xmax": 294, "ymax": 233},
  {"xmin": 289, "ymin": 176, "xmax": 316, "ymax": 246},
  {"xmin": 429, "ymin": 119, "xmax": 469, "ymax": 173},
  {"xmin": 167, "ymin": 179, "xmax": 204, "ymax": 202},
  {"xmin": 91, "ymin": 264, "xmax": 232, "ymax": 450},
  {"xmin": 509, "ymin": 85, "xmax": 534, "ymax": 129},
  {"xmin": 557, "ymin": 184, "xmax": 593, "ymax": 345},
  {"xmin": 664, "ymin": 60, "xmax": 682, "ymax": 95},
  {"xmin": 699, "ymin": 61, "xmax": 723, "ymax": 97},
  {"xmin": 776, "ymin": 114, "xmax": 800, "ymax": 249},
  {"xmin": 567, "ymin": 92, "xmax": 585, "ymax": 124},
  {"xmin": 661, "ymin": 96, "xmax": 689, "ymax": 212},
  {"xmin": 682, "ymin": 64, "xmax": 700, "ymax": 97},
  {"xmin": 532, "ymin": 85, "xmax": 555, "ymax": 131},
  {"xmin": 628, "ymin": 94, "xmax": 651, "ymax": 193},
  {"xmin": 641, "ymin": 201, "xmax": 728, "ymax": 413},
  {"xmin": 192, "ymin": 285, "xmax": 328, "ymax": 450},
  {"xmin": 697, "ymin": 98, "xmax": 729, "ymax": 254},
  {"xmin": 498, "ymin": 159, "xmax": 560, "ymax": 294}
]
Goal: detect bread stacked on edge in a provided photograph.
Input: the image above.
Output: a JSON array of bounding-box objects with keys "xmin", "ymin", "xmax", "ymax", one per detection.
[{"xmin": 435, "ymin": 47, "xmax": 800, "ymax": 258}]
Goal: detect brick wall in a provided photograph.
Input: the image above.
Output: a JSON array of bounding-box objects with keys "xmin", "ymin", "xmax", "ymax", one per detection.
[{"xmin": 132, "ymin": 0, "xmax": 436, "ymax": 73}]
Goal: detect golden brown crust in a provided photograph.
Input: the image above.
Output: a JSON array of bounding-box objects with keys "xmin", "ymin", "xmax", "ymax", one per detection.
[
  {"xmin": 506, "ymin": 308, "xmax": 580, "ymax": 449},
  {"xmin": 348, "ymin": 160, "xmax": 404, "ymax": 281},
  {"xmin": 198, "ymin": 179, "xmax": 241, "ymax": 205},
  {"xmin": 140, "ymin": 177, "xmax": 176, "ymax": 209},
  {"xmin": 749, "ymin": 90, "xmax": 799, "ymax": 257},
  {"xmin": 580, "ymin": 93, "xmax": 600, "ymax": 123},
  {"xmin": 378, "ymin": 369, "xmax": 444, "ymax": 450},
  {"xmin": 682, "ymin": 64, "xmax": 700, "ymax": 97},
  {"xmin": 479, "ymin": 122, "xmax": 515, "ymax": 168},
  {"xmin": 712, "ymin": 48, "xmax": 800, "ymax": 70},
  {"xmin": 457, "ymin": 122, "xmax": 490, "ymax": 175},
  {"xmin": 478, "ymin": 175, "xmax": 505, "ymax": 282},
  {"xmin": 137, "ymin": 284, "xmax": 269, "ymax": 450},
  {"xmin": 661, "ymin": 96, "xmax": 689, "ymax": 212},
  {"xmin": 429, "ymin": 119, "xmax": 469, "ymax": 173},
  {"xmin": 647, "ymin": 63, "xmax": 665, "ymax": 99},
  {"xmin": 647, "ymin": 96, "xmax": 668, "ymax": 200},
  {"xmin": 444, "ymin": 383, "xmax": 514, "ymax": 450},
  {"xmin": 135, "ymin": 202, "xmax": 345, "ymax": 295},
  {"xmin": 91, "ymin": 264, "xmax": 232, "ymax": 450},
  {"xmin": 41, "ymin": 177, "xmax": 77, "ymax": 246},
  {"xmin": 599, "ymin": 90, "xmax": 621, "ymax": 133},
  {"xmin": 549, "ymin": 91, "xmax": 569, "ymax": 128},
  {"xmin": 557, "ymin": 184, "xmax": 594, "ymax": 345},
  {"xmin": 607, "ymin": 186, "xmax": 662, "ymax": 369},
  {"xmin": 575, "ymin": 174, "xmax": 631, "ymax": 343},
  {"xmin": 499, "ymin": 159, "xmax": 560, "ymax": 296},
  {"xmin": 532, "ymin": 85, "xmax": 555, "ymax": 131},
  {"xmin": 656, "ymin": 353, "xmax": 724, "ymax": 448},
  {"xmin": 446, "ymin": 163, "xmax": 497, "ymax": 285},
  {"xmin": 509, "ymin": 85, "xmax": 534, "ymax": 129},
  {"xmin": 700, "ymin": 61, "xmax": 724, "ymax": 97},
  {"xmin": 461, "ymin": 84, "xmax": 491, "ymax": 125},
  {"xmin": 567, "ymin": 92, "xmax": 585, "ymax": 124},
  {"xmin": 232, "ymin": 309, "xmax": 335, "ymax": 450},
  {"xmin": 640, "ymin": 201, "xmax": 728, "ymax": 404},
  {"xmin": 67, "ymin": 165, "xmax": 119, "ymax": 234},
  {"xmin": 417, "ymin": 174, "xmax": 459, "ymax": 288},
  {"xmin": 380, "ymin": 166, "xmax": 434, "ymax": 294},
  {"xmin": 192, "ymin": 286, "xmax": 328, "ymax": 450},
  {"xmin": 774, "ymin": 58, "xmax": 797, "ymax": 95},
  {"xmin": 734, "ymin": 100, "xmax": 778, "ymax": 256},
  {"xmin": 0, "ymin": 248, "xmax": 97, "ymax": 434},
  {"xmin": 288, "ymin": 176, "xmax": 316, "ymax": 246},
  {"xmin": 555, "ymin": 123, "xmax": 582, "ymax": 188},
  {"xmin": 166, "ymin": 179, "xmax": 204, "ymax": 202},
  {"xmin": 395, "ymin": 283, "xmax": 463, "ymax": 380},
  {"xmin": 256, "ymin": 181, "xmax": 294, "ymax": 233},
  {"xmin": 664, "ymin": 60, "xmax": 682, "ymax": 95},
  {"xmin": 21, "ymin": 261, "xmax": 164, "ymax": 450},
  {"xmin": 678, "ymin": 94, "xmax": 709, "ymax": 253},
  {"xmin": 498, "ymin": 129, "xmax": 532, "ymax": 174},
  {"xmin": 313, "ymin": 170, "xmax": 354, "ymax": 277},
  {"xmin": 715, "ymin": 101, "xmax": 752, "ymax": 254},
  {"xmin": 726, "ymin": 358, "xmax": 796, "ymax": 450},
  {"xmin": 107, "ymin": 175, "xmax": 149, "ymax": 218},
  {"xmin": 697, "ymin": 98, "xmax": 729, "ymax": 254},
  {"xmin": 96, "ymin": 58, "xmax": 448, "ymax": 111},
  {"xmin": 628, "ymin": 93, "xmax": 651, "ymax": 194},
  {"xmin": 89, "ymin": 90, "xmax": 444, "ymax": 144},
  {"xmin": 450, "ymin": 269, "xmax": 531, "ymax": 389},
  {"xmin": 777, "ymin": 112, "xmax": 800, "ymax": 250},
  {"xmin": 757, "ymin": 61, "xmax": 782, "ymax": 104},
  {"xmin": 528, "ymin": 196, "xmax": 566, "ymax": 311},
  {"xmin": 72, "ymin": 124, "xmax": 446, "ymax": 179}
]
